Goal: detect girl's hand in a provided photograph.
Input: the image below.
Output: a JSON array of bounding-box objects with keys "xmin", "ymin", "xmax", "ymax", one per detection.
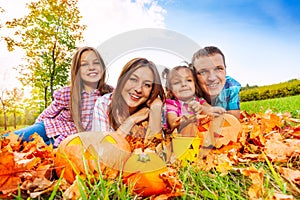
[
  {"xmin": 203, "ymin": 106, "xmax": 226, "ymax": 117},
  {"xmin": 170, "ymin": 116, "xmax": 183, "ymax": 129},
  {"xmin": 188, "ymin": 100, "xmax": 202, "ymax": 115}
]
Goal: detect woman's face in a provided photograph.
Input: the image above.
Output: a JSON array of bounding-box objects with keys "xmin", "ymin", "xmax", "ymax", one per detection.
[
  {"xmin": 79, "ymin": 50, "xmax": 102, "ymax": 92},
  {"xmin": 193, "ymin": 53, "xmax": 226, "ymax": 100},
  {"xmin": 121, "ymin": 66, "xmax": 154, "ymax": 113}
]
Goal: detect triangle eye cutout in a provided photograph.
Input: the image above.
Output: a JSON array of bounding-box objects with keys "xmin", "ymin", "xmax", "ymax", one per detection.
[
  {"xmin": 101, "ymin": 135, "xmax": 117, "ymax": 144},
  {"xmin": 222, "ymin": 119, "xmax": 231, "ymax": 127}
]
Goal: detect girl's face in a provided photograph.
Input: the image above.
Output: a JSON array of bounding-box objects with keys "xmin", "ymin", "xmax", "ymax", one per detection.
[
  {"xmin": 170, "ymin": 68, "xmax": 195, "ymax": 102},
  {"xmin": 79, "ymin": 50, "xmax": 102, "ymax": 92},
  {"xmin": 121, "ymin": 66, "xmax": 154, "ymax": 113},
  {"xmin": 193, "ymin": 53, "xmax": 226, "ymax": 100}
]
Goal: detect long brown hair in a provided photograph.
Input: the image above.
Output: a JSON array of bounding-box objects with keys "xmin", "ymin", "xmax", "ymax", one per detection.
[
  {"xmin": 70, "ymin": 46, "xmax": 112, "ymax": 132},
  {"xmin": 108, "ymin": 58, "xmax": 166, "ymax": 130}
]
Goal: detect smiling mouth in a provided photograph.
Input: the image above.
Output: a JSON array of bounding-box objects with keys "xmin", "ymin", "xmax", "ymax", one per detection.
[
  {"xmin": 88, "ymin": 72, "xmax": 98, "ymax": 77},
  {"xmin": 130, "ymin": 93, "xmax": 141, "ymax": 101},
  {"xmin": 179, "ymin": 89, "xmax": 191, "ymax": 93},
  {"xmin": 207, "ymin": 83, "xmax": 219, "ymax": 89}
]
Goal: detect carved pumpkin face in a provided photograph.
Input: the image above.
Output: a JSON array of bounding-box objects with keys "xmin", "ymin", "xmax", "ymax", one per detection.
[
  {"xmin": 54, "ymin": 131, "xmax": 131, "ymax": 184},
  {"xmin": 207, "ymin": 114, "xmax": 242, "ymax": 148}
]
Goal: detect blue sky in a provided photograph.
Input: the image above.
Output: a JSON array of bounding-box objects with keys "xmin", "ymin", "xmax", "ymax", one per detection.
[
  {"xmin": 159, "ymin": 0, "xmax": 300, "ymax": 86},
  {"xmin": 1, "ymin": 0, "xmax": 300, "ymax": 90}
]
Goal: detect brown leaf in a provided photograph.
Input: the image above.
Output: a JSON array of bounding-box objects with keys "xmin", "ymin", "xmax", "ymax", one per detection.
[
  {"xmin": 264, "ymin": 132, "xmax": 300, "ymax": 162},
  {"xmin": 63, "ymin": 178, "xmax": 84, "ymax": 200},
  {"xmin": 240, "ymin": 166, "xmax": 264, "ymax": 200},
  {"xmin": 278, "ymin": 167, "xmax": 300, "ymax": 185},
  {"xmin": 271, "ymin": 192, "xmax": 295, "ymax": 200}
]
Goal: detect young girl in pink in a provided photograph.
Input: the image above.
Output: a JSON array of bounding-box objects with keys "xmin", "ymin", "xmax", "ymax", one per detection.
[{"xmin": 163, "ymin": 65, "xmax": 225, "ymax": 131}]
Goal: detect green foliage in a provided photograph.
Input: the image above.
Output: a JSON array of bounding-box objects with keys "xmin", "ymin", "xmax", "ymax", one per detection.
[
  {"xmin": 241, "ymin": 95, "xmax": 300, "ymax": 117},
  {"xmin": 240, "ymin": 79, "xmax": 300, "ymax": 102},
  {"xmin": 4, "ymin": 0, "xmax": 86, "ymax": 107}
]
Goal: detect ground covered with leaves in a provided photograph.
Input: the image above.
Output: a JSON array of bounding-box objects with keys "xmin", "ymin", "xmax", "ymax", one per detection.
[{"xmin": 0, "ymin": 110, "xmax": 299, "ymax": 199}]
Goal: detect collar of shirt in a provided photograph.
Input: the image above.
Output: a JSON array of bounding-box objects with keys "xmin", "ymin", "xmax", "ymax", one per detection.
[{"xmin": 81, "ymin": 89, "xmax": 100, "ymax": 95}]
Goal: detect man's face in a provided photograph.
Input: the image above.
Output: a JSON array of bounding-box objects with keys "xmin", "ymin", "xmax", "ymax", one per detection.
[{"xmin": 193, "ymin": 53, "xmax": 226, "ymax": 100}]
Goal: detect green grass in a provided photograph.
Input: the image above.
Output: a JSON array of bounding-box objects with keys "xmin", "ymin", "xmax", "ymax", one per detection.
[
  {"xmin": 177, "ymin": 165, "xmax": 250, "ymax": 199},
  {"xmin": 4, "ymin": 95, "xmax": 300, "ymax": 199},
  {"xmin": 6, "ymin": 159, "xmax": 300, "ymax": 200},
  {"xmin": 241, "ymin": 95, "xmax": 300, "ymax": 117}
]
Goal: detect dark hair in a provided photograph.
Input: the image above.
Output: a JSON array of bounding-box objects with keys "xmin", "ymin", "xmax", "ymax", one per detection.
[
  {"xmin": 191, "ymin": 46, "xmax": 226, "ymax": 68},
  {"xmin": 108, "ymin": 58, "xmax": 166, "ymax": 130},
  {"xmin": 162, "ymin": 65, "xmax": 202, "ymax": 99}
]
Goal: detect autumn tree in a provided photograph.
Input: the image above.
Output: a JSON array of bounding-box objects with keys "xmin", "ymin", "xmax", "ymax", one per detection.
[
  {"xmin": 8, "ymin": 88, "xmax": 24, "ymax": 129},
  {"xmin": 0, "ymin": 88, "xmax": 24, "ymax": 130},
  {"xmin": 4, "ymin": 0, "xmax": 86, "ymax": 108}
]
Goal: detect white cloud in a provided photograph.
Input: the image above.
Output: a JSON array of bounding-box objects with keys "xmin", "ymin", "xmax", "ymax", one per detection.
[{"xmin": 78, "ymin": 0, "xmax": 166, "ymax": 46}]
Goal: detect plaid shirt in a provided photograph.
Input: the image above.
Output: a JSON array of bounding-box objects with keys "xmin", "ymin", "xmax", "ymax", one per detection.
[
  {"xmin": 212, "ymin": 76, "xmax": 241, "ymax": 110},
  {"xmin": 92, "ymin": 93, "xmax": 115, "ymax": 132},
  {"xmin": 36, "ymin": 86, "xmax": 101, "ymax": 146}
]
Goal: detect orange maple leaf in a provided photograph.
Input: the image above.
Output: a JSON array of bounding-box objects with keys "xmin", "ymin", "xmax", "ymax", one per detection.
[{"xmin": 0, "ymin": 149, "xmax": 23, "ymax": 194}]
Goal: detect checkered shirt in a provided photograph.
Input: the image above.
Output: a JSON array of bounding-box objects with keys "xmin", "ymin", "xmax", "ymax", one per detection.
[
  {"xmin": 92, "ymin": 93, "xmax": 115, "ymax": 132},
  {"xmin": 36, "ymin": 86, "xmax": 101, "ymax": 146}
]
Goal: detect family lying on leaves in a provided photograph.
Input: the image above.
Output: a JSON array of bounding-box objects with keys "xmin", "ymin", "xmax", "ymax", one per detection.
[{"xmin": 10, "ymin": 46, "xmax": 241, "ymax": 179}]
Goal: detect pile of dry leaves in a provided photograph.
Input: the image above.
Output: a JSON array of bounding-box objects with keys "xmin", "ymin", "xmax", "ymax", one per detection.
[
  {"xmin": 0, "ymin": 110, "xmax": 299, "ymax": 199},
  {"xmin": 193, "ymin": 110, "xmax": 300, "ymax": 199}
]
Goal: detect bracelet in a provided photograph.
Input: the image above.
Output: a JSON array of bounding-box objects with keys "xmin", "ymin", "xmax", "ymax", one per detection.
[{"xmin": 199, "ymin": 98, "xmax": 206, "ymax": 105}]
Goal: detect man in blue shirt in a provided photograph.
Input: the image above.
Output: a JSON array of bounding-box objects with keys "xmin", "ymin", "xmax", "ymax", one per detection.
[{"xmin": 191, "ymin": 46, "xmax": 241, "ymax": 119}]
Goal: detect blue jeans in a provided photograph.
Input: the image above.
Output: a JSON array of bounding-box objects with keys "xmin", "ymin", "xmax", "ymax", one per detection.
[{"xmin": 13, "ymin": 121, "xmax": 54, "ymax": 145}]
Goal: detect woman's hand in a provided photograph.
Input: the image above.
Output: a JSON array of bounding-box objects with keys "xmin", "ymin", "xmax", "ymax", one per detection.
[
  {"xmin": 130, "ymin": 107, "xmax": 150, "ymax": 124},
  {"xmin": 147, "ymin": 97, "xmax": 163, "ymax": 140},
  {"xmin": 148, "ymin": 97, "xmax": 163, "ymax": 110},
  {"xmin": 117, "ymin": 107, "xmax": 149, "ymax": 137}
]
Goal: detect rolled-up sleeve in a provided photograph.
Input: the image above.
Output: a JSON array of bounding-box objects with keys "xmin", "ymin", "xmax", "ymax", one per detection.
[{"xmin": 92, "ymin": 93, "xmax": 114, "ymax": 132}]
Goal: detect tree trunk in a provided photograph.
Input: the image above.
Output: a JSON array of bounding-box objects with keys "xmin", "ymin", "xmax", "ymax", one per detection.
[
  {"xmin": 1, "ymin": 101, "xmax": 7, "ymax": 130},
  {"xmin": 3, "ymin": 110, "xmax": 7, "ymax": 131},
  {"xmin": 44, "ymin": 86, "xmax": 48, "ymax": 109},
  {"xmin": 50, "ymin": 42, "xmax": 56, "ymax": 101},
  {"xmin": 13, "ymin": 109, "xmax": 17, "ymax": 129}
]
